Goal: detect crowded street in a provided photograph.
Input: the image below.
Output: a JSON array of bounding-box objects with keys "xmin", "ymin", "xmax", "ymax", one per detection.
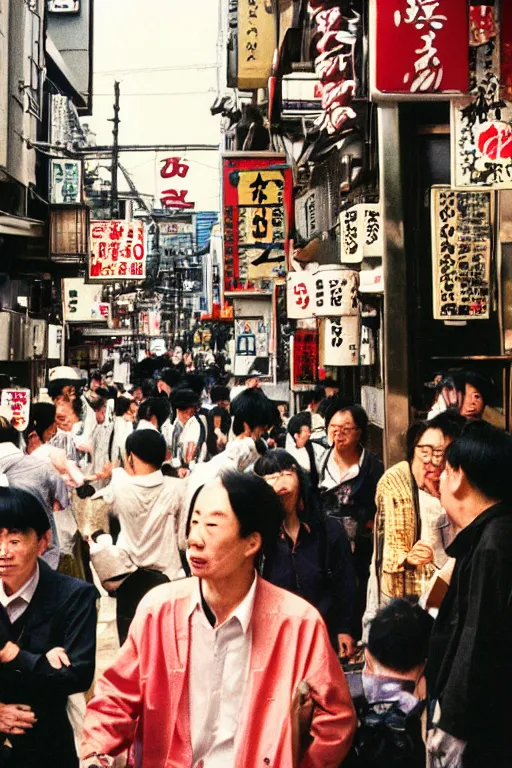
[{"xmin": 0, "ymin": 1, "xmax": 510, "ymax": 767}]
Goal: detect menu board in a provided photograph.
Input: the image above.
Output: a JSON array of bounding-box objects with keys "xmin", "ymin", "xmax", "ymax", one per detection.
[{"xmin": 431, "ymin": 187, "xmax": 492, "ymax": 320}]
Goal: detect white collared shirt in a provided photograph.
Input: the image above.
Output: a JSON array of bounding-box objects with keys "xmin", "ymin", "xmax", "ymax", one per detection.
[
  {"xmin": 320, "ymin": 447, "xmax": 366, "ymax": 491},
  {"xmin": 0, "ymin": 563, "xmax": 39, "ymax": 623},
  {"xmin": 188, "ymin": 575, "xmax": 257, "ymax": 768}
]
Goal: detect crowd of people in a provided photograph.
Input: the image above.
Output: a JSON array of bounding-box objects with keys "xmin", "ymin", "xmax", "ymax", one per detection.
[{"xmin": 0, "ymin": 362, "xmax": 509, "ymax": 767}]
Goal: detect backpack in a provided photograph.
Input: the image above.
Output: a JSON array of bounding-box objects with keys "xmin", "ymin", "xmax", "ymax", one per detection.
[{"xmin": 344, "ymin": 669, "xmax": 426, "ymax": 768}]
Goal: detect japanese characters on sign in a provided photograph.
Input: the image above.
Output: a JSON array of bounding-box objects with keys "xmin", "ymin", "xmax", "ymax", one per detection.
[
  {"xmin": 293, "ymin": 329, "xmax": 318, "ymax": 386},
  {"xmin": 48, "ymin": 0, "xmax": 80, "ymax": 12},
  {"xmin": 320, "ymin": 316, "xmax": 361, "ymax": 367},
  {"xmin": 50, "ymin": 159, "xmax": 82, "ymax": 205},
  {"xmin": 63, "ymin": 278, "xmax": 110, "ymax": 323},
  {"xmin": 222, "ymin": 154, "xmax": 293, "ymax": 294},
  {"xmin": 1, "ymin": 389, "xmax": 31, "ymax": 432},
  {"xmin": 89, "ymin": 220, "xmax": 146, "ymax": 281},
  {"xmin": 431, "ymin": 187, "xmax": 492, "ymax": 320},
  {"xmin": 340, "ymin": 205, "xmax": 383, "ymax": 263},
  {"xmin": 287, "ymin": 269, "xmax": 360, "ymax": 319},
  {"xmin": 373, "ymin": 0, "xmax": 468, "ymax": 98},
  {"xmin": 159, "ymin": 157, "xmax": 195, "ymax": 211},
  {"xmin": 237, "ymin": 0, "xmax": 276, "ymax": 90}
]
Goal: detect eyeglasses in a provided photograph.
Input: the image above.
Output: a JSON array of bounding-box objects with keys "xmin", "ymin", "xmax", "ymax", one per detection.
[
  {"xmin": 329, "ymin": 426, "xmax": 358, "ymax": 435},
  {"xmin": 415, "ymin": 444, "xmax": 445, "ymax": 463},
  {"xmin": 263, "ymin": 470, "xmax": 296, "ymax": 485}
]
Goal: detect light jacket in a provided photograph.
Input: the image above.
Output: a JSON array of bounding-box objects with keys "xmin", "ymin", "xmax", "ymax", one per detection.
[{"xmin": 81, "ymin": 576, "xmax": 356, "ymax": 767}]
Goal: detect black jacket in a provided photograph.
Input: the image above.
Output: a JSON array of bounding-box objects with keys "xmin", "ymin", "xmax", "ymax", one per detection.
[
  {"xmin": 426, "ymin": 503, "xmax": 512, "ymax": 763},
  {"xmin": 0, "ymin": 559, "xmax": 98, "ymax": 768}
]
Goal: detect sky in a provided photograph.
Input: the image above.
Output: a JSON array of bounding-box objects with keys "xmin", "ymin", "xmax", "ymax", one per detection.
[{"xmin": 84, "ymin": 0, "xmax": 223, "ymax": 212}]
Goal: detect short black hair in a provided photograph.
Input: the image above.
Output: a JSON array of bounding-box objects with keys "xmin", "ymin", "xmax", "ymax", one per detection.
[
  {"xmin": 211, "ymin": 385, "xmax": 230, "ymax": 404},
  {"xmin": 325, "ymin": 401, "xmax": 369, "ymax": 443},
  {"xmin": 461, "ymin": 370, "xmax": 493, "ymax": 406},
  {"xmin": 231, "ymin": 388, "xmax": 275, "ymax": 435},
  {"xmin": 26, "ymin": 403, "xmax": 56, "ymax": 441},
  {"xmin": 170, "ymin": 388, "xmax": 200, "ymax": 411},
  {"xmin": 287, "ymin": 412, "xmax": 312, "ymax": 438},
  {"xmin": 321, "ymin": 377, "xmax": 339, "ymax": 389},
  {"xmin": 138, "ymin": 398, "xmax": 171, "ymax": 429},
  {"xmin": 0, "ymin": 487, "xmax": 51, "ymax": 537},
  {"xmin": 428, "ymin": 410, "xmax": 466, "ymax": 442},
  {"xmin": 115, "ymin": 397, "xmax": 133, "ymax": 417},
  {"xmin": 302, "ymin": 386, "xmax": 325, "ymax": 408},
  {"xmin": 0, "ymin": 420, "xmax": 20, "ymax": 446},
  {"xmin": 159, "ymin": 367, "xmax": 182, "ymax": 388},
  {"xmin": 177, "ymin": 373, "xmax": 205, "ymax": 396},
  {"xmin": 125, "ymin": 429, "xmax": 167, "ymax": 469},
  {"xmin": 90, "ymin": 371, "xmax": 102, "ymax": 383},
  {"xmin": 188, "ymin": 471, "xmax": 284, "ymax": 558},
  {"xmin": 89, "ymin": 397, "xmax": 107, "ymax": 413},
  {"xmin": 141, "ymin": 378, "xmax": 158, "ymax": 399},
  {"xmin": 445, "ymin": 420, "xmax": 512, "ymax": 502},
  {"xmin": 406, "ymin": 421, "xmax": 430, "ymax": 463},
  {"xmin": 47, "ymin": 379, "xmax": 81, "ymax": 401},
  {"xmin": 368, "ymin": 598, "xmax": 432, "ymax": 673}
]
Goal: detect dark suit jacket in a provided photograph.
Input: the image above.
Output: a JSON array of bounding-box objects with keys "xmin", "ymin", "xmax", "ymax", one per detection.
[{"xmin": 0, "ymin": 559, "xmax": 98, "ymax": 768}]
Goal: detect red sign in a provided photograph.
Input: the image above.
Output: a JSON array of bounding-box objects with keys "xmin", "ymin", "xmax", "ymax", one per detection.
[
  {"xmin": 222, "ymin": 153, "xmax": 293, "ymax": 294},
  {"xmin": 89, "ymin": 220, "xmax": 146, "ymax": 281},
  {"xmin": 293, "ymin": 329, "xmax": 318, "ymax": 386},
  {"xmin": 374, "ymin": 0, "xmax": 468, "ymax": 96},
  {"xmin": 502, "ymin": 3, "xmax": 512, "ymax": 102}
]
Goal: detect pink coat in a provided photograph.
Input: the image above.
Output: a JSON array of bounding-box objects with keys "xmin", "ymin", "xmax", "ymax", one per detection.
[{"xmin": 82, "ymin": 576, "xmax": 356, "ymax": 767}]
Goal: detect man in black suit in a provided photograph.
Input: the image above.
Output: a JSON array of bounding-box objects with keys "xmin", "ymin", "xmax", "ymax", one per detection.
[{"xmin": 0, "ymin": 486, "xmax": 97, "ymax": 768}]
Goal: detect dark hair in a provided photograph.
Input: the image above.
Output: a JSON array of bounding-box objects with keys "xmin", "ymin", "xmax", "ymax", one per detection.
[
  {"xmin": 230, "ymin": 388, "xmax": 275, "ymax": 435},
  {"xmin": 211, "ymin": 385, "xmax": 230, "ymax": 404},
  {"xmin": 445, "ymin": 420, "xmax": 512, "ymax": 502},
  {"xmin": 125, "ymin": 429, "xmax": 167, "ymax": 469},
  {"xmin": 428, "ymin": 410, "xmax": 466, "ymax": 441},
  {"xmin": 406, "ymin": 421, "xmax": 429, "ymax": 463},
  {"xmin": 188, "ymin": 471, "xmax": 284, "ymax": 557},
  {"xmin": 302, "ymin": 386, "xmax": 325, "ymax": 408},
  {"xmin": 287, "ymin": 412, "xmax": 312, "ymax": 439},
  {"xmin": 159, "ymin": 367, "xmax": 182, "ymax": 389},
  {"xmin": 90, "ymin": 371, "xmax": 102, "ymax": 383},
  {"xmin": 25, "ymin": 403, "xmax": 56, "ymax": 441},
  {"xmin": 0, "ymin": 421, "xmax": 20, "ymax": 446},
  {"xmin": 321, "ymin": 377, "xmax": 339, "ymax": 390},
  {"xmin": 253, "ymin": 449, "xmax": 323, "ymax": 528},
  {"xmin": 0, "ymin": 487, "xmax": 51, "ymax": 537},
  {"xmin": 324, "ymin": 401, "xmax": 369, "ymax": 443},
  {"xmin": 460, "ymin": 370, "xmax": 493, "ymax": 406},
  {"xmin": 138, "ymin": 397, "xmax": 171, "ymax": 429},
  {"xmin": 47, "ymin": 379, "xmax": 81, "ymax": 400},
  {"xmin": 89, "ymin": 397, "xmax": 107, "ymax": 413},
  {"xmin": 368, "ymin": 598, "xmax": 433, "ymax": 673},
  {"xmin": 141, "ymin": 378, "xmax": 158, "ymax": 399},
  {"xmin": 170, "ymin": 388, "xmax": 200, "ymax": 411},
  {"xmin": 176, "ymin": 373, "xmax": 205, "ymax": 396},
  {"xmin": 115, "ymin": 397, "xmax": 133, "ymax": 417},
  {"xmin": 319, "ymin": 394, "xmax": 351, "ymax": 420}
]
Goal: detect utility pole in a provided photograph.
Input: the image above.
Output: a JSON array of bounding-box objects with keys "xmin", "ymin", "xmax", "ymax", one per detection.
[{"xmin": 108, "ymin": 81, "xmax": 120, "ymax": 219}]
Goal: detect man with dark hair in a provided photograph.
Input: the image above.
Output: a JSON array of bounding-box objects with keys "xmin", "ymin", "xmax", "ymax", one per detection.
[
  {"xmin": 94, "ymin": 429, "xmax": 186, "ymax": 643},
  {"xmin": 426, "ymin": 421, "xmax": 512, "ymax": 767},
  {"xmin": 303, "ymin": 385, "xmax": 326, "ymax": 438},
  {"xmin": 81, "ymin": 472, "xmax": 356, "ymax": 767},
  {"xmin": 285, "ymin": 412, "xmax": 326, "ymax": 487},
  {"xmin": 156, "ymin": 367, "xmax": 182, "ymax": 398},
  {"xmin": 206, "ymin": 385, "xmax": 231, "ymax": 457},
  {"xmin": 345, "ymin": 598, "xmax": 431, "ymax": 768},
  {"xmin": 168, "ymin": 388, "xmax": 206, "ymax": 474},
  {"xmin": 0, "ymin": 487, "xmax": 97, "ymax": 768},
  {"xmin": 136, "ymin": 397, "xmax": 171, "ymax": 433},
  {"xmin": 458, "ymin": 370, "xmax": 492, "ymax": 421}
]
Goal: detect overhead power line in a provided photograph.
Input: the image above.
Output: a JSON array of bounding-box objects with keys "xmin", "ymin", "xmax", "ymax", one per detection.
[{"xmin": 95, "ymin": 63, "xmax": 218, "ymax": 76}]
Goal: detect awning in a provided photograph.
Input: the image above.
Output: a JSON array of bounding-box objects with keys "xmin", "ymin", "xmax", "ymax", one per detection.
[{"xmin": 0, "ymin": 214, "xmax": 45, "ymax": 238}]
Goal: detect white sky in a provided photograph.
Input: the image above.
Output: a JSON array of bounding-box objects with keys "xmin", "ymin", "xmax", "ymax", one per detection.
[{"xmin": 84, "ymin": 0, "xmax": 222, "ymax": 212}]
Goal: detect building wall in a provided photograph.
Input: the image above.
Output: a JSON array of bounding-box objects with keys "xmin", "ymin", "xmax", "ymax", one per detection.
[{"xmin": 47, "ymin": 0, "xmax": 93, "ymax": 112}]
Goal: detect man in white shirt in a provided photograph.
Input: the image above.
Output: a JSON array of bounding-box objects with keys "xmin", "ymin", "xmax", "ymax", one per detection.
[
  {"xmin": 285, "ymin": 412, "xmax": 326, "ymax": 487},
  {"xmin": 168, "ymin": 388, "xmax": 207, "ymax": 476}
]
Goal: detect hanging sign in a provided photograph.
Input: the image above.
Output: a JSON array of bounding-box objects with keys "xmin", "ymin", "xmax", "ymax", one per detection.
[
  {"xmin": 360, "ymin": 324, "xmax": 376, "ymax": 366},
  {"xmin": 234, "ymin": 317, "xmax": 270, "ymax": 377},
  {"xmin": 48, "ymin": 0, "xmax": 80, "ymax": 12},
  {"xmin": 340, "ymin": 204, "xmax": 383, "ymax": 263},
  {"xmin": 222, "ymin": 153, "xmax": 293, "ymax": 294},
  {"xmin": 63, "ymin": 278, "xmax": 109, "ymax": 323},
  {"xmin": 287, "ymin": 269, "xmax": 360, "ymax": 319},
  {"xmin": 89, "ymin": 220, "xmax": 146, "ymax": 281},
  {"xmin": 1, "ymin": 389, "xmax": 31, "ymax": 431},
  {"xmin": 320, "ymin": 316, "xmax": 361, "ymax": 367},
  {"xmin": 159, "ymin": 157, "xmax": 195, "ymax": 211},
  {"xmin": 237, "ymin": 0, "xmax": 276, "ymax": 90},
  {"xmin": 50, "ymin": 159, "xmax": 82, "ymax": 205},
  {"xmin": 431, "ymin": 187, "xmax": 492, "ymax": 320},
  {"xmin": 48, "ymin": 325, "xmax": 63, "ymax": 360},
  {"xmin": 371, "ymin": 0, "xmax": 469, "ymax": 99},
  {"xmin": 292, "ymin": 329, "xmax": 318, "ymax": 386}
]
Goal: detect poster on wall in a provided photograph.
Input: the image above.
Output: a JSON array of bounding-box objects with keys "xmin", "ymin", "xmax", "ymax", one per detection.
[
  {"xmin": 48, "ymin": 325, "xmax": 63, "ymax": 360},
  {"xmin": 340, "ymin": 204, "xmax": 383, "ymax": 263},
  {"xmin": 222, "ymin": 153, "xmax": 293, "ymax": 294},
  {"xmin": 320, "ymin": 316, "xmax": 361, "ymax": 367},
  {"xmin": 371, "ymin": 0, "xmax": 469, "ymax": 99},
  {"xmin": 63, "ymin": 278, "xmax": 109, "ymax": 322},
  {"xmin": 237, "ymin": 0, "xmax": 276, "ymax": 89},
  {"xmin": 287, "ymin": 269, "xmax": 360, "ymax": 319},
  {"xmin": 233, "ymin": 317, "xmax": 270, "ymax": 377},
  {"xmin": 1, "ymin": 389, "xmax": 31, "ymax": 431},
  {"xmin": 48, "ymin": 0, "xmax": 80, "ymax": 12},
  {"xmin": 292, "ymin": 328, "xmax": 318, "ymax": 386},
  {"xmin": 89, "ymin": 220, "xmax": 146, "ymax": 281},
  {"xmin": 50, "ymin": 159, "xmax": 82, "ymax": 205},
  {"xmin": 431, "ymin": 187, "xmax": 492, "ymax": 320}
]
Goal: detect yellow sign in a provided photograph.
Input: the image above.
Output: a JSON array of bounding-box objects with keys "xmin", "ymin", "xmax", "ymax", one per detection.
[
  {"xmin": 237, "ymin": 0, "xmax": 276, "ymax": 90},
  {"xmin": 237, "ymin": 170, "xmax": 284, "ymax": 206}
]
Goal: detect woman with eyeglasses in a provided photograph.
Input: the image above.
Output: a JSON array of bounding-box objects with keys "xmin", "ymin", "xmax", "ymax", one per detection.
[
  {"xmin": 318, "ymin": 402, "xmax": 384, "ymax": 640},
  {"xmin": 254, "ymin": 449, "xmax": 357, "ymax": 658},
  {"xmin": 363, "ymin": 411, "xmax": 466, "ymax": 635}
]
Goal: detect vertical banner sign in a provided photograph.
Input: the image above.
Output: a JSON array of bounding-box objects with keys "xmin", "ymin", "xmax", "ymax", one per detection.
[
  {"xmin": 234, "ymin": 317, "xmax": 270, "ymax": 376},
  {"xmin": 222, "ymin": 154, "xmax": 293, "ymax": 294},
  {"xmin": 159, "ymin": 157, "xmax": 195, "ymax": 211},
  {"xmin": 431, "ymin": 188, "xmax": 492, "ymax": 319},
  {"xmin": 287, "ymin": 269, "xmax": 360, "ymax": 319},
  {"xmin": 502, "ymin": 2, "xmax": 512, "ymax": 102},
  {"xmin": 50, "ymin": 159, "xmax": 82, "ymax": 204},
  {"xmin": 89, "ymin": 220, "xmax": 146, "ymax": 281},
  {"xmin": 320, "ymin": 316, "xmax": 361, "ymax": 366},
  {"xmin": 373, "ymin": 0, "xmax": 469, "ymax": 98},
  {"xmin": 293, "ymin": 329, "xmax": 318, "ymax": 386},
  {"xmin": 340, "ymin": 204, "xmax": 383, "ymax": 263},
  {"xmin": 1, "ymin": 389, "xmax": 31, "ymax": 431},
  {"xmin": 237, "ymin": 0, "xmax": 276, "ymax": 89}
]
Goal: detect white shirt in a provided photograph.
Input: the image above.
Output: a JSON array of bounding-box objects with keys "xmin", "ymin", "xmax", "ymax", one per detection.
[
  {"xmin": 319, "ymin": 447, "xmax": 366, "ymax": 492},
  {"xmin": 188, "ymin": 575, "xmax": 257, "ymax": 768},
  {"xmin": 0, "ymin": 563, "xmax": 39, "ymax": 623},
  {"xmin": 284, "ymin": 434, "xmax": 326, "ymax": 475}
]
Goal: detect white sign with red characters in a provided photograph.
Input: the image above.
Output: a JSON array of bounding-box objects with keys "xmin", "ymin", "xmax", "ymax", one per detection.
[
  {"xmin": 287, "ymin": 268, "xmax": 360, "ymax": 319},
  {"xmin": 89, "ymin": 220, "xmax": 146, "ymax": 281},
  {"xmin": 1, "ymin": 389, "xmax": 31, "ymax": 432},
  {"xmin": 159, "ymin": 157, "xmax": 196, "ymax": 211}
]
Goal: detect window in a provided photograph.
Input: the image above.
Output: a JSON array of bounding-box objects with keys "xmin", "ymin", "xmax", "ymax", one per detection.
[{"xmin": 25, "ymin": 0, "xmax": 44, "ymax": 119}]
